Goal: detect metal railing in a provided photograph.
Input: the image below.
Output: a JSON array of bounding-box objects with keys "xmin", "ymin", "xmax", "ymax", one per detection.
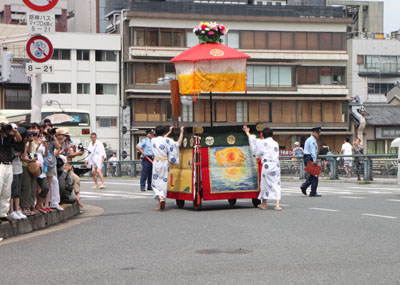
[
  {"xmin": 280, "ymin": 154, "xmax": 398, "ymax": 181},
  {"xmin": 71, "ymin": 154, "xmax": 398, "ymax": 182}
]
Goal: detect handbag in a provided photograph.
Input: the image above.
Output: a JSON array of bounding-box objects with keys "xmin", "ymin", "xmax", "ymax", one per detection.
[{"xmin": 28, "ymin": 161, "xmax": 42, "ymax": 177}]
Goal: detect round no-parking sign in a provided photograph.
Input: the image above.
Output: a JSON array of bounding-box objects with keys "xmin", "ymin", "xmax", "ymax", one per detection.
[
  {"xmin": 26, "ymin": 35, "xmax": 53, "ymax": 63},
  {"xmin": 23, "ymin": 0, "xmax": 58, "ymax": 12}
]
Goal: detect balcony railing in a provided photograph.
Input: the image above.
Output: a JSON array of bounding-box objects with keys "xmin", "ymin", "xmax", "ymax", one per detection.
[
  {"xmin": 110, "ymin": 1, "xmax": 346, "ymax": 18},
  {"xmin": 359, "ymin": 63, "xmax": 400, "ymax": 77}
]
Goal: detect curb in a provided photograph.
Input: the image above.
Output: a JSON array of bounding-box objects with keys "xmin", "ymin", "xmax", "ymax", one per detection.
[{"xmin": 0, "ymin": 203, "xmax": 80, "ymax": 239}]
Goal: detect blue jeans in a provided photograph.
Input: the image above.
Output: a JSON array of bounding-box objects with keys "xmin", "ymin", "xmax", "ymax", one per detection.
[
  {"xmin": 301, "ymin": 155, "xmax": 318, "ymax": 196},
  {"xmin": 140, "ymin": 157, "xmax": 153, "ymax": 190}
]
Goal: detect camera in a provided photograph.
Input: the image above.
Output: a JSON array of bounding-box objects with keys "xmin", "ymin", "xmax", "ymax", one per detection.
[
  {"xmin": 26, "ymin": 131, "xmax": 38, "ymax": 137},
  {"xmin": 0, "ymin": 123, "xmax": 12, "ymax": 132},
  {"xmin": 77, "ymin": 143, "xmax": 84, "ymax": 151},
  {"xmin": 44, "ymin": 128, "xmax": 57, "ymax": 136}
]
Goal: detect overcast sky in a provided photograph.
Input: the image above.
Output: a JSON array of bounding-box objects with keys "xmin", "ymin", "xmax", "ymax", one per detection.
[{"xmin": 383, "ymin": 0, "xmax": 399, "ymax": 33}]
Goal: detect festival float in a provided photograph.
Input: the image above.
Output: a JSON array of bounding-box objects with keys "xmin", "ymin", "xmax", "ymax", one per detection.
[{"xmin": 167, "ymin": 22, "xmax": 263, "ymax": 210}]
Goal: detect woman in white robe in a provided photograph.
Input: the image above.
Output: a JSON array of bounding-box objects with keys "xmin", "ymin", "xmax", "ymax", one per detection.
[
  {"xmin": 151, "ymin": 126, "xmax": 184, "ymax": 210},
  {"xmin": 243, "ymin": 125, "xmax": 282, "ymax": 211}
]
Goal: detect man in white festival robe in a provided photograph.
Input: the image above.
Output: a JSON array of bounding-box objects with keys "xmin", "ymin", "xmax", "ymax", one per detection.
[
  {"xmin": 151, "ymin": 126, "xmax": 184, "ymax": 210},
  {"xmin": 243, "ymin": 125, "xmax": 282, "ymax": 211},
  {"xmin": 85, "ymin": 133, "xmax": 106, "ymax": 189}
]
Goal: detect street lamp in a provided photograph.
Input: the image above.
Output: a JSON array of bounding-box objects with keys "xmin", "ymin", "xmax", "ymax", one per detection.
[{"xmin": 45, "ymin": 99, "xmax": 62, "ymax": 110}]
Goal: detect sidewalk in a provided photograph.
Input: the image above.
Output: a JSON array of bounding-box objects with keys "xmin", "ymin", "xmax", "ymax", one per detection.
[
  {"xmin": 282, "ymin": 176, "xmax": 399, "ymax": 185},
  {"xmin": 0, "ymin": 204, "xmax": 80, "ymax": 239}
]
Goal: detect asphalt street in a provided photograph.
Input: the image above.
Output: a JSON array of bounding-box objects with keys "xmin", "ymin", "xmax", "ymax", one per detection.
[{"xmin": 1, "ymin": 178, "xmax": 399, "ymax": 284}]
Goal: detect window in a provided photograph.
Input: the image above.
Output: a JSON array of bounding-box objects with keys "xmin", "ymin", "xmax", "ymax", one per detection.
[
  {"xmin": 133, "ymin": 63, "xmax": 166, "ymax": 84},
  {"xmin": 294, "ymin": 32, "xmax": 307, "ymax": 50},
  {"xmin": 95, "ymin": 50, "xmax": 117, "ymax": 62},
  {"xmin": 236, "ymin": 101, "xmax": 248, "ymax": 122},
  {"xmin": 240, "ymin": 31, "xmax": 255, "ymax": 49},
  {"xmin": 319, "ymin": 33, "xmax": 332, "ymax": 50},
  {"xmin": 297, "ymin": 67, "xmax": 345, "ymax": 85},
  {"xmin": 96, "ymin": 117, "xmax": 117, "ymax": 128},
  {"xmin": 367, "ymin": 140, "xmax": 385, "ymax": 154},
  {"xmin": 51, "ymin": 49, "xmax": 70, "ymax": 60},
  {"xmin": 187, "ymin": 31, "xmax": 198, "ymax": 48},
  {"xmin": 77, "ymin": 50, "xmax": 90, "ymax": 61},
  {"xmin": 226, "ymin": 31, "xmax": 239, "ymax": 49},
  {"xmin": 96, "ymin": 84, "xmax": 117, "ymax": 95},
  {"xmin": 41, "ymin": 83, "xmax": 71, "ymax": 94},
  {"xmin": 181, "ymin": 104, "xmax": 193, "ymax": 122},
  {"xmin": 5, "ymin": 89, "xmax": 30, "ymax": 109},
  {"xmin": 130, "ymin": 28, "xmax": 186, "ymax": 47},
  {"xmin": 367, "ymin": 83, "xmax": 395, "ymax": 94},
  {"xmin": 77, "ymin": 83, "xmax": 90, "ymax": 94},
  {"xmin": 247, "ymin": 65, "xmax": 294, "ymax": 87}
]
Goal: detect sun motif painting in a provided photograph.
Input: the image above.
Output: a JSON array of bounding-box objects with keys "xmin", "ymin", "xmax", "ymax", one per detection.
[{"xmin": 209, "ymin": 146, "xmax": 258, "ymax": 193}]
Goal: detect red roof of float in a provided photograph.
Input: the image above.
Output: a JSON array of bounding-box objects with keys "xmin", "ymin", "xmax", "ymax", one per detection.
[{"xmin": 170, "ymin": 43, "xmax": 250, "ymax": 62}]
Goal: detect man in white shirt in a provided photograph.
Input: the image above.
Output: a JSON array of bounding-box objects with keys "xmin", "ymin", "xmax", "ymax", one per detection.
[
  {"xmin": 85, "ymin": 133, "xmax": 106, "ymax": 189},
  {"xmin": 341, "ymin": 138, "xmax": 353, "ymax": 178}
]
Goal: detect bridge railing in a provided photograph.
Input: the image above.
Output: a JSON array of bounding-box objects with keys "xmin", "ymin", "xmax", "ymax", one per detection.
[{"xmin": 70, "ymin": 154, "xmax": 398, "ymax": 181}]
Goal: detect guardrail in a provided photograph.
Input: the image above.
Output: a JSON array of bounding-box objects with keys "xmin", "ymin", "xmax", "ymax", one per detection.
[
  {"xmin": 70, "ymin": 154, "xmax": 398, "ymax": 181},
  {"xmin": 280, "ymin": 154, "xmax": 398, "ymax": 181}
]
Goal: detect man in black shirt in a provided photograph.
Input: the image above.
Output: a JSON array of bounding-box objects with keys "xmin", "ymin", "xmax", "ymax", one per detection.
[{"xmin": 0, "ymin": 118, "xmax": 22, "ymax": 222}]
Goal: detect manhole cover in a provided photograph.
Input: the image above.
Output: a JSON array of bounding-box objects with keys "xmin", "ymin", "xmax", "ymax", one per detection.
[{"xmin": 195, "ymin": 248, "xmax": 252, "ymax": 255}]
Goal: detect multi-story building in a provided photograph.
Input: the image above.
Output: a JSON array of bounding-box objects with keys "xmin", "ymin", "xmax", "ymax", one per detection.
[
  {"xmin": 107, "ymin": 1, "xmax": 352, "ymax": 158},
  {"xmin": 326, "ymin": 0, "xmax": 384, "ymax": 39},
  {"xmin": 348, "ymin": 37, "xmax": 400, "ymax": 154},
  {"xmin": 67, "ymin": 0, "xmax": 108, "ymax": 33},
  {"xmin": 40, "ymin": 33, "xmax": 121, "ymax": 155},
  {"xmin": 347, "ymin": 38, "xmax": 400, "ymax": 104},
  {"xmin": 0, "ymin": 0, "xmax": 68, "ymax": 32}
]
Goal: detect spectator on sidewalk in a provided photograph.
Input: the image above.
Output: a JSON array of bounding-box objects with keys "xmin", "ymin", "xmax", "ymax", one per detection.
[
  {"xmin": 9, "ymin": 125, "xmax": 27, "ymax": 220},
  {"xmin": 293, "ymin": 142, "xmax": 304, "ymax": 157},
  {"xmin": 42, "ymin": 123, "xmax": 63, "ymax": 211},
  {"xmin": 353, "ymin": 138, "xmax": 364, "ymax": 181},
  {"xmin": 0, "ymin": 117, "xmax": 22, "ymax": 223},
  {"xmin": 85, "ymin": 133, "xmax": 106, "ymax": 189},
  {"xmin": 109, "ymin": 153, "xmax": 118, "ymax": 177},
  {"xmin": 341, "ymin": 138, "xmax": 354, "ymax": 178},
  {"xmin": 137, "ymin": 129, "xmax": 155, "ymax": 192},
  {"xmin": 318, "ymin": 143, "xmax": 330, "ymax": 178}
]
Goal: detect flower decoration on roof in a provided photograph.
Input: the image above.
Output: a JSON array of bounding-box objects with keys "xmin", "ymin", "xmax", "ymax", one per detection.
[{"xmin": 193, "ymin": 22, "xmax": 228, "ymax": 44}]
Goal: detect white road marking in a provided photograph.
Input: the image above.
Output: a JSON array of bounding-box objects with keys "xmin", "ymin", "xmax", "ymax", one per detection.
[
  {"xmin": 386, "ymin": 199, "xmax": 400, "ymax": 202},
  {"xmin": 309, "ymin": 208, "xmax": 339, "ymax": 212},
  {"xmin": 81, "ymin": 181, "xmax": 140, "ymax": 186},
  {"xmin": 362, "ymin": 214, "xmax": 397, "ymax": 219},
  {"xmin": 339, "ymin": 196, "xmax": 366, "ymax": 199}
]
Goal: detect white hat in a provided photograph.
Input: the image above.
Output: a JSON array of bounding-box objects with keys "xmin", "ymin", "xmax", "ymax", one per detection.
[{"xmin": 294, "ymin": 141, "xmax": 299, "ymax": 145}]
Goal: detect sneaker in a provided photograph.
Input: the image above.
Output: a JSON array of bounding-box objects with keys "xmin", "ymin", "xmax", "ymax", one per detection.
[
  {"xmin": 51, "ymin": 204, "xmax": 64, "ymax": 211},
  {"xmin": 8, "ymin": 211, "xmax": 21, "ymax": 220},
  {"xmin": 16, "ymin": 210, "xmax": 27, "ymax": 219}
]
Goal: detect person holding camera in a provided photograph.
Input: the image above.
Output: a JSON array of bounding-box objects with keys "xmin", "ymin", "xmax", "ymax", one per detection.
[
  {"xmin": 0, "ymin": 117, "xmax": 22, "ymax": 222},
  {"xmin": 42, "ymin": 123, "xmax": 63, "ymax": 211},
  {"xmin": 20, "ymin": 126, "xmax": 41, "ymax": 216},
  {"xmin": 56, "ymin": 128, "xmax": 84, "ymax": 207}
]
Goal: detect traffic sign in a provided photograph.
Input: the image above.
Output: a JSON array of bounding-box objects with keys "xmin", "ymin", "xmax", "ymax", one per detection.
[
  {"xmin": 23, "ymin": 0, "xmax": 58, "ymax": 12},
  {"xmin": 27, "ymin": 13, "xmax": 55, "ymax": 34},
  {"xmin": 26, "ymin": 62, "xmax": 54, "ymax": 74},
  {"xmin": 26, "ymin": 35, "xmax": 53, "ymax": 63}
]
